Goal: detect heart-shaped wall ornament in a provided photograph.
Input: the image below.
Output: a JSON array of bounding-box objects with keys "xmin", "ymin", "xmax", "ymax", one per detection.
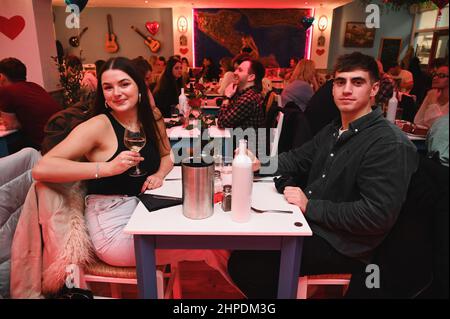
[
  {"xmin": 0, "ymin": 15, "xmax": 26, "ymax": 40},
  {"xmin": 145, "ymin": 21, "xmax": 160, "ymax": 35},
  {"xmin": 301, "ymin": 16, "xmax": 315, "ymax": 30},
  {"xmin": 180, "ymin": 47, "xmax": 189, "ymax": 55},
  {"xmin": 316, "ymin": 49, "xmax": 325, "ymax": 56}
]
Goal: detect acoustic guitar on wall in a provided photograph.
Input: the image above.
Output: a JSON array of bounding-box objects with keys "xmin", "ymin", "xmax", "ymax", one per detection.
[
  {"xmin": 105, "ymin": 14, "xmax": 119, "ymax": 53},
  {"xmin": 131, "ymin": 25, "xmax": 161, "ymax": 53},
  {"xmin": 69, "ymin": 27, "xmax": 88, "ymax": 47}
]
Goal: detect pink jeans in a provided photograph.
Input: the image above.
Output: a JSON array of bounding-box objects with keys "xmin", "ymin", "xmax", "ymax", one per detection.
[{"xmin": 84, "ymin": 194, "xmax": 233, "ymax": 284}]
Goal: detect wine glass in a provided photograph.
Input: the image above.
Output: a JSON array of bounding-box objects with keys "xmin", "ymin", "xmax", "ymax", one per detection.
[{"xmin": 124, "ymin": 123, "xmax": 147, "ymax": 177}]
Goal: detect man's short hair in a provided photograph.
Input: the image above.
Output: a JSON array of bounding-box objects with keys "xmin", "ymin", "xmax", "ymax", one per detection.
[
  {"xmin": 242, "ymin": 58, "xmax": 265, "ymax": 92},
  {"xmin": 232, "ymin": 53, "xmax": 251, "ymax": 67},
  {"xmin": 0, "ymin": 57, "xmax": 27, "ymax": 82},
  {"xmin": 333, "ymin": 52, "xmax": 380, "ymax": 82}
]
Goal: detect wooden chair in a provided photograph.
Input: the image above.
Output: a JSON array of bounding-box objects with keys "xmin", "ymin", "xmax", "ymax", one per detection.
[
  {"xmin": 297, "ymin": 274, "xmax": 352, "ymax": 299},
  {"xmin": 76, "ymin": 258, "xmax": 181, "ymax": 299}
]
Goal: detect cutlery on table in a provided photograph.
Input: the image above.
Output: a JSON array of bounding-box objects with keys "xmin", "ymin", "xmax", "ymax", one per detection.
[{"xmin": 251, "ymin": 207, "xmax": 293, "ymax": 214}]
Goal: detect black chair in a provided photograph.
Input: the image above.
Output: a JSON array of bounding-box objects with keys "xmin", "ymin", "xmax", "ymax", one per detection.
[
  {"xmin": 277, "ymin": 102, "xmax": 312, "ymax": 155},
  {"xmin": 345, "ymin": 156, "xmax": 448, "ymax": 298}
]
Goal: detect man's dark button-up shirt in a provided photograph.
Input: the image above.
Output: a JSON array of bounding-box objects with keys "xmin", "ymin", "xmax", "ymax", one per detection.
[{"xmin": 277, "ymin": 107, "xmax": 419, "ymax": 263}]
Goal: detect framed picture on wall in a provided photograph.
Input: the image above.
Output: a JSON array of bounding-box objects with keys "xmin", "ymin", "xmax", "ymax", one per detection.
[
  {"xmin": 378, "ymin": 38, "xmax": 403, "ymax": 66},
  {"xmin": 343, "ymin": 22, "xmax": 376, "ymax": 48}
]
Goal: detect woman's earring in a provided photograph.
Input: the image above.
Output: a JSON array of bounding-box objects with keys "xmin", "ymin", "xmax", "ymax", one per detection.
[
  {"xmin": 105, "ymin": 101, "xmax": 109, "ymax": 109},
  {"xmin": 138, "ymin": 93, "xmax": 142, "ymax": 103}
]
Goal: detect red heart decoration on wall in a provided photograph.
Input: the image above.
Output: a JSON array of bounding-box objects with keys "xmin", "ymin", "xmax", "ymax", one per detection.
[
  {"xmin": 0, "ymin": 15, "xmax": 26, "ymax": 40},
  {"xmin": 180, "ymin": 47, "xmax": 189, "ymax": 55},
  {"xmin": 316, "ymin": 49, "xmax": 325, "ymax": 56},
  {"xmin": 145, "ymin": 21, "xmax": 159, "ymax": 35}
]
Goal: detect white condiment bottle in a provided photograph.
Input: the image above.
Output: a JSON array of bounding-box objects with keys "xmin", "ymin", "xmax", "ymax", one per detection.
[
  {"xmin": 231, "ymin": 139, "xmax": 253, "ymax": 223},
  {"xmin": 386, "ymin": 89, "xmax": 398, "ymax": 123},
  {"xmin": 178, "ymin": 88, "xmax": 188, "ymax": 116}
]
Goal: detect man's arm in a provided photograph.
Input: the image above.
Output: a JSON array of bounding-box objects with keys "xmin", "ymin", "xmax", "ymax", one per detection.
[{"xmin": 305, "ymin": 142, "xmax": 418, "ymax": 236}]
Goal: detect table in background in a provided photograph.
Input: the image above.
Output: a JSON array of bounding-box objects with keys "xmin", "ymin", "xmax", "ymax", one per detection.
[
  {"xmin": 165, "ymin": 120, "xmax": 232, "ymax": 160},
  {"xmin": 124, "ymin": 166, "xmax": 312, "ymax": 299}
]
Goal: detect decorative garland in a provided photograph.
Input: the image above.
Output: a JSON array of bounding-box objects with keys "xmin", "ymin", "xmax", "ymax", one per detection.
[{"xmin": 359, "ymin": 0, "xmax": 446, "ymax": 12}]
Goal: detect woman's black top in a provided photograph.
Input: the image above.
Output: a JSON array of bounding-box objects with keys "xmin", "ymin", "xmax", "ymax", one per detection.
[
  {"xmin": 86, "ymin": 112, "xmax": 161, "ymax": 196},
  {"xmin": 153, "ymin": 81, "xmax": 181, "ymax": 117}
]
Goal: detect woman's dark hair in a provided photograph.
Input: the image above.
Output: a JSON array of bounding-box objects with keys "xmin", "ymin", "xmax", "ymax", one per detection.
[
  {"xmin": 333, "ymin": 52, "xmax": 380, "ymax": 82},
  {"xmin": 131, "ymin": 57, "xmax": 152, "ymax": 78},
  {"xmin": 66, "ymin": 55, "xmax": 83, "ymax": 71},
  {"xmin": 94, "ymin": 57, "xmax": 162, "ymax": 156},
  {"xmin": 181, "ymin": 57, "xmax": 189, "ymax": 65},
  {"xmin": 153, "ymin": 57, "xmax": 183, "ymax": 96},
  {"xmin": 0, "ymin": 57, "xmax": 27, "ymax": 82},
  {"xmin": 94, "ymin": 59, "xmax": 106, "ymax": 74}
]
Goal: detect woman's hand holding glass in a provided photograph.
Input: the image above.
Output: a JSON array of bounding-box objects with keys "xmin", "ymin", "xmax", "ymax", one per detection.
[
  {"xmin": 107, "ymin": 150, "xmax": 144, "ymax": 176},
  {"xmin": 124, "ymin": 124, "xmax": 147, "ymax": 177}
]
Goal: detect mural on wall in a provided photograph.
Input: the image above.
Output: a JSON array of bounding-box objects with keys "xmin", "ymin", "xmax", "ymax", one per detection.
[{"xmin": 193, "ymin": 9, "xmax": 311, "ymax": 67}]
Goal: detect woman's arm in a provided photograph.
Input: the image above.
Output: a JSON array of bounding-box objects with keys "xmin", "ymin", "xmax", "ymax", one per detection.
[{"xmin": 32, "ymin": 115, "xmax": 143, "ymax": 183}]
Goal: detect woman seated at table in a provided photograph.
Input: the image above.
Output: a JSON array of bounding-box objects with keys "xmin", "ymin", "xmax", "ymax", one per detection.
[
  {"xmin": 288, "ymin": 59, "xmax": 320, "ymax": 92},
  {"xmin": 153, "ymin": 57, "xmax": 183, "ymax": 117},
  {"xmin": 32, "ymin": 57, "xmax": 229, "ymax": 271},
  {"xmin": 217, "ymin": 57, "xmax": 234, "ymax": 96},
  {"xmin": 280, "ymin": 59, "xmax": 316, "ymax": 112},
  {"xmin": 199, "ymin": 57, "xmax": 220, "ymax": 84},
  {"xmin": 414, "ymin": 65, "xmax": 449, "ymax": 128}
]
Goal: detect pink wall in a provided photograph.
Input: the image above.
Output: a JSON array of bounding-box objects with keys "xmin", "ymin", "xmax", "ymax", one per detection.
[{"xmin": 1, "ymin": 0, "xmax": 58, "ymax": 90}]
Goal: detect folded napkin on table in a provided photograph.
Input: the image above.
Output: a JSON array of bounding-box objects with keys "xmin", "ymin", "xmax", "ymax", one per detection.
[{"xmin": 138, "ymin": 193, "xmax": 182, "ymax": 212}]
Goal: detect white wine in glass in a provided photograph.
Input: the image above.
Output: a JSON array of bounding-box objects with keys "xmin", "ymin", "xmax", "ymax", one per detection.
[{"xmin": 124, "ymin": 124, "xmax": 147, "ymax": 177}]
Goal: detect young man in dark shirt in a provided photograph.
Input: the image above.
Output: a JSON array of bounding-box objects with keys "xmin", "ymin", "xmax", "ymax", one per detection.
[
  {"xmin": 228, "ymin": 52, "xmax": 419, "ymax": 298},
  {"xmin": 0, "ymin": 58, "xmax": 62, "ymax": 150}
]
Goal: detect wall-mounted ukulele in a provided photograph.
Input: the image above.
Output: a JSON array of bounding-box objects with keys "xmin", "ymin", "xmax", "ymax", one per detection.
[
  {"xmin": 131, "ymin": 25, "xmax": 161, "ymax": 53},
  {"xmin": 69, "ymin": 27, "xmax": 88, "ymax": 47},
  {"xmin": 105, "ymin": 14, "xmax": 119, "ymax": 53}
]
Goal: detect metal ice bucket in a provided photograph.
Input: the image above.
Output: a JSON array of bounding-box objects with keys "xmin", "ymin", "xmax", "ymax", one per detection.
[{"xmin": 181, "ymin": 155, "xmax": 214, "ymax": 219}]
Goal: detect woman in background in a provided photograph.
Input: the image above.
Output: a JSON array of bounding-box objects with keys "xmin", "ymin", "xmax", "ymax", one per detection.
[
  {"xmin": 217, "ymin": 57, "xmax": 234, "ymax": 96},
  {"xmin": 200, "ymin": 57, "xmax": 220, "ymax": 83},
  {"xmin": 289, "ymin": 59, "xmax": 319, "ymax": 92},
  {"xmin": 414, "ymin": 65, "xmax": 449, "ymax": 128},
  {"xmin": 181, "ymin": 57, "xmax": 190, "ymax": 84},
  {"xmin": 153, "ymin": 57, "xmax": 183, "ymax": 117},
  {"xmin": 281, "ymin": 59, "xmax": 317, "ymax": 111}
]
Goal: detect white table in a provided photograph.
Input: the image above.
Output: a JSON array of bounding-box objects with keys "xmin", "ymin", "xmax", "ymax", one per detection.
[{"xmin": 124, "ymin": 167, "xmax": 312, "ymax": 299}]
